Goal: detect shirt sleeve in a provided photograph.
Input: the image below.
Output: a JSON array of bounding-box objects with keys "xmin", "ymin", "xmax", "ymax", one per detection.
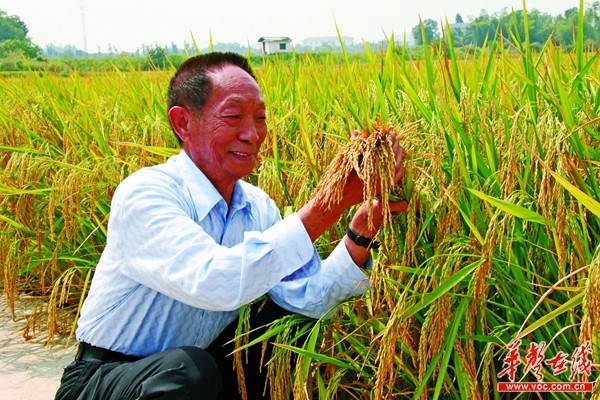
[
  {"xmin": 268, "ymin": 238, "xmax": 371, "ymax": 319},
  {"xmin": 109, "ymin": 173, "xmax": 317, "ymax": 312}
]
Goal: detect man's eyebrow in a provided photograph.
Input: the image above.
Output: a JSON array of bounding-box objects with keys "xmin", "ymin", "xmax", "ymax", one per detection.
[
  {"xmin": 222, "ymin": 96, "xmax": 265, "ymax": 108},
  {"xmin": 223, "ymin": 96, "xmax": 244, "ymax": 103}
]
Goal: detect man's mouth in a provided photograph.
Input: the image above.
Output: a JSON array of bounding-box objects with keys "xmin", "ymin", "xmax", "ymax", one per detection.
[{"xmin": 231, "ymin": 151, "xmax": 254, "ymax": 158}]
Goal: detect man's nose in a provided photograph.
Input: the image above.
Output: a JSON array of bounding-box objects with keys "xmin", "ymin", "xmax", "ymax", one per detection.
[{"xmin": 239, "ymin": 119, "xmax": 260, "ymax": 142}]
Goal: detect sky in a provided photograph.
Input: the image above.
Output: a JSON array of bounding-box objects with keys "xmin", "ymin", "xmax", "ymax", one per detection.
[{"xmin": 1, "ymin": 0, "xmax": 580, "ymax": 53}]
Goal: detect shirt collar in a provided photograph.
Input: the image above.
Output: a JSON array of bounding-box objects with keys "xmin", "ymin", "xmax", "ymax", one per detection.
[
  {"xmin": 230, "ymin": 179, "xmax": 251, "ymax": 215},
  {"xmin": 173, "ymin": 150, "xmax": 251, "ymax": 220}
]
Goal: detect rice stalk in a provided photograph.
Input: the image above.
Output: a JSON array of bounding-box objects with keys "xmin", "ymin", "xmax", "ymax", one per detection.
[{"xmin": 580, "ymin": 248, "xmax": 600, "ymax": 365}]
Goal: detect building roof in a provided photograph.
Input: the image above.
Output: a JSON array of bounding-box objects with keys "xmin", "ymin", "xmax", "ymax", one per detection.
[{"xmin": 257, "ymin": 36, "xmax": 292, "ymax": 43}]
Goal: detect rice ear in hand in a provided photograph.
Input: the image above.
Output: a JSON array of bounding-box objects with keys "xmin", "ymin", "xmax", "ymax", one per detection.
[{"xmin": 314, "ymin": 121, "xmax": 403, "ymax": 231}]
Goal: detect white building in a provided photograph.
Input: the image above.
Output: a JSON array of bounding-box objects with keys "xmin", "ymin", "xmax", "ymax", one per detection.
[
  {"xmin": 449, "ymin": 22, "xmax": 470, "ymax": 34},
  {"xmin": 257, "ymin": 37, "xmax": 292, "ymax": 54},
  {"xmin": 300, "ymin": 36, "xmax": 354, "ymax": 50}
]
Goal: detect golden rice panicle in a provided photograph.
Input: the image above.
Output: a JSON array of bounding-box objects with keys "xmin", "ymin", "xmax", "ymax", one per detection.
[
  {"xmin": 580, "ymin": 250, "xmax": 600, "ymax": 355},
  {"xmin": 314, "ymin": 121, "xmax": 397, "ymax": 230}
]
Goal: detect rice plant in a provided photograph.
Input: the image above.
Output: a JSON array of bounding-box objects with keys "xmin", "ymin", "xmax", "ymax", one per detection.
[{"xmin": 1, "ymin": 1, "xmax": 598, "ymax": 398}]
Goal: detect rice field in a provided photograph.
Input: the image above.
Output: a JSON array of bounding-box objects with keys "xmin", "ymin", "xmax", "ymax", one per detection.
[{"xmin": 1, "ymin": 4, "xmax": 599, "ymax": 400}]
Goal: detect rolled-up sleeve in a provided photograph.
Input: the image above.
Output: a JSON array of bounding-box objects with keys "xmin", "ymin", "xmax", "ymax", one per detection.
[{"xmin": 269, "ymin": 235, "xmax": 371, "ymax": 319}]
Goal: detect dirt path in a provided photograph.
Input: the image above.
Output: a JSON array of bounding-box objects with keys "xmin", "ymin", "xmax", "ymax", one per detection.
[{"xmin": 0, "ymin": 296, "xmax": 76, "ymax": 400}]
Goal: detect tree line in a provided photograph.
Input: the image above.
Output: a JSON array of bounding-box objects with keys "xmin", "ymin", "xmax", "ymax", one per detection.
[
  {"xmin": 0, "ymin": 3, "xmax": 599, "ymax": 69},
  {"xmin": 412, "ymin": 2, "xmax": 600, "ymax": 49}
]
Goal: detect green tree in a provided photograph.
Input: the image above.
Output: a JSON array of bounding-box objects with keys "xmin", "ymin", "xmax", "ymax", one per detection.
[
  {"xmin": 411, "ymin": 18, "xmax": 439, "ymax": 45},
  {"xmin": 438, "ymin": 3, "xmax": 600, "ymax": 49},
  {"xmin": 588, "ymin": 1, "xmax": 600, "ymax": 28},
  {"xmin": 0, "ymin": 10, "xmax": 41, "ymax": 58},
  {"xmin": 147, "ymin": 45, "xmax": 168, "ymax": 69},
  {"xmin": 549, "ymin": 2, "xmax": 599, "ymax": 49},
  {"xmin": 554, "ymin": 8, "xmax": 579, "ymax": 47},
  {"xmin": 464, "ymin": 11, "xmax": 499, "ymax": 46},
  {"xmin": 0, "ymin": 39, "xmax": 40, "ymax": 58},
  {"xmin": 584, "ymin": 1, "xmax": 600, "ymax": 46},
  {"xmin": 0, "ymin": 10, "xmax": 27, "ymax": 41}
]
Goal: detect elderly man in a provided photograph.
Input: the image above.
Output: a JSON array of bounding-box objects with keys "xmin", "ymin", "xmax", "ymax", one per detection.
[{"xmin": 54, "ymin": 52, "xmax": 407, "ymax": 400}]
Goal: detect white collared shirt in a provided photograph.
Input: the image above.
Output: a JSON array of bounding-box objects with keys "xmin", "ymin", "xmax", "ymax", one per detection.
[{"xmin": 76, "ymin": 150, "xmax": 369, "ymax": 356}]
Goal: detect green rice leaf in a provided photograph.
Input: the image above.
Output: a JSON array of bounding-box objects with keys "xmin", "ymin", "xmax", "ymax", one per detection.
[
  {"xmin": 274, "ymin": 343, "xmax": 356, "ymax": 371},
  {"xmin": 540, "ymin": 161, "xmax": 600, "ymax": 219},
  {"xmin": 404, "ymin": 258, "xmax": 484, "ymax": 318},
  {"xmin": 468, "ymin": 188, "xmax": 547, "ymax": 225},
  {"xmin": 515, "ymin": 292, "xmax": 584, "ymax": 340}
]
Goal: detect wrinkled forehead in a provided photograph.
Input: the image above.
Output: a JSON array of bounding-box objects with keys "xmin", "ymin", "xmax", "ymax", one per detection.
[
  {"xmin": 207, "ymin": 64, "xmax": 258, "ymax": 87},
  {"xmin": 207, "ymin": 64, "xmax": 264, "ymax": 101}
]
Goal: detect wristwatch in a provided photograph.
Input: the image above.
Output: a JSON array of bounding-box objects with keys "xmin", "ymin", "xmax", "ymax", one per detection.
[{"xmin": 346, "ymin": 227, "xmax": 380, "ymax": 250}]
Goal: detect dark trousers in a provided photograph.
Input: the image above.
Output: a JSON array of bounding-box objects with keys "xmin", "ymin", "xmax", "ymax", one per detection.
[{"xmin": 54, "ymin": 299, "xmax": 293, "ymax": 400}]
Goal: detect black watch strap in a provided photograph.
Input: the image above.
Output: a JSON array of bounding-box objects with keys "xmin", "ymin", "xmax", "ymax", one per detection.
[{"xmin": 346, "ymin": 227, "xmax": 380, "ymax": 250}]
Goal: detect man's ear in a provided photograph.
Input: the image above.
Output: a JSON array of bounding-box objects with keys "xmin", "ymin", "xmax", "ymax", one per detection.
[{"xmin": 168, "ymin": 106, "xmax": 192, "ymax": 143}]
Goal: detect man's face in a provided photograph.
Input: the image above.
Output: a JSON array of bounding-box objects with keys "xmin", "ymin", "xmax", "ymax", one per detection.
[{"xmin": 183, "ymin": 64, "xmax": 267, "ymax": 192}]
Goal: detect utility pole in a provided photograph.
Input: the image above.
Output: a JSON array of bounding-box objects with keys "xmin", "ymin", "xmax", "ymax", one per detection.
[{"xmin": 80, "ymin": 1, "xmax": 88, "ymax": 53}]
